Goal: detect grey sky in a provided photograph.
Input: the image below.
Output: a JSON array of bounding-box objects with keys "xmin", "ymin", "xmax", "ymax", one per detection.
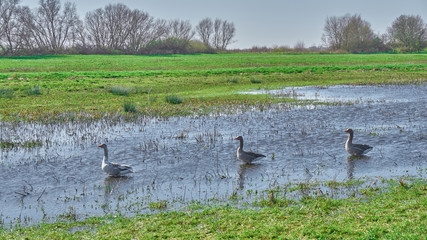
[{"xmin": 20, "ymin": 0, "xmax": 427, "ymax": 49}]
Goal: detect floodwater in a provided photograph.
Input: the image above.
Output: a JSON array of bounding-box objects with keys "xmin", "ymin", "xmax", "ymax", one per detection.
[{"xmin": 1, "ymin": 84, "xmax": 426, "ymax": 226}]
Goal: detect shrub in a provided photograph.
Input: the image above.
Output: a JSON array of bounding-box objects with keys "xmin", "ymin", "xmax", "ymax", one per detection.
[
  {"xmin": 0, "ymin": 88, "xmax": 14, "ymax": 98},
  {"xmin": 123, "ymin": 101, "xmax": 137, "ymax": 113},
  {"xmin": 111, "ymin": 85, "xmax": 132, "ymax": 96},
  {"xmin": 227, "ymin": 77, "xmax": 239, "ymax": 83},
  {"xmin": 27, "ymin": 86, "xmax": 42, "ymax": 95},
  {"xmin": 165, "ymin": 95, "xmax": 184, "ymax": 104},
  {"xmin": 250, "ymin": 78, "xmax": 262, "ymax": 84}
]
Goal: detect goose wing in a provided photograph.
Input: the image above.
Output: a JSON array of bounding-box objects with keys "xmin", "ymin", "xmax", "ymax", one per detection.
[
  {"xmin": 110, "ymin": 162, "xmax": 133, "ymax": 173},
  {"xmin": 244, "ymin": 151, "xmax": 266, "ymax": 158},
  {"xmin": 352, "ymin": 144, "xmax": 373, "ymax": 154}
]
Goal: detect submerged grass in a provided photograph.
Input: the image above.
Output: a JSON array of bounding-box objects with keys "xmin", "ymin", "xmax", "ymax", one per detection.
[
  {"xmin": 0, "ymin": 53, "xmax": 426, "ymax": 122},
  {"xmin": 1, "ymin": 179, "xmax": 425, "ymax": 239}
]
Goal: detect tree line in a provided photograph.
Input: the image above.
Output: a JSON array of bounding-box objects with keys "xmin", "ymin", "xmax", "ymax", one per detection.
[
  {"xmin": 322, "ymin": 13, "xmax": 427, "ymax": 53},
  {"xmin": 1, "ymin": 0, "xmax": 426, "ymax": 56},
  {"xmin": 0, "ymin": 0, "xmax": 235, "ymax": 55}
]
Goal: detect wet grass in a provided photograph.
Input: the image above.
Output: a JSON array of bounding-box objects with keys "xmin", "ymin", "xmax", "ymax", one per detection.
[
  {"xmin": 1, "ymin": 178, "xmax": 425, "ymax": 239},
  {"xmin": 0, "ymin": 139, "xmax": 43, "ymax": 149},
  {"xmin": 0, "ymin": 53, "xmax": 426, "ymax": 122}
]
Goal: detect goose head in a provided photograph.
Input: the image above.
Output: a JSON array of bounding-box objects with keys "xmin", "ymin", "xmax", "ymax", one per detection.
[
  {"xmin": 98, "ymin": 143, "xmax": 107, "ymax": 149},
  {"xmin": 344, "ymin": 129, "xmax": 353, "ymax": 134},
  {"xmin": 234, "ymin": 136, "xmax": 243, "ymax": 141}
]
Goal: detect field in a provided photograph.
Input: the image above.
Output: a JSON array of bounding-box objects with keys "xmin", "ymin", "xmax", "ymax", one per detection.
[{"xmin": 0, "ymin": 53, "xmax": 426, "ymax": 122}]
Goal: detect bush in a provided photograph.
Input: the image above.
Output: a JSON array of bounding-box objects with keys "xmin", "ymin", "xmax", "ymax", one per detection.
[
  {"xmin": 165, "ymin": 95, "xmax": 184, "ymax": 104},
  {"xmin": 27, "ymin": 86, "xmax": 42, "ymax": 95},
  {"xmin": 0, "ymin": 88, "xmax": 14, "ymax": 98},
  {"xmin": 111, "ymin": 85, "xmax": 133, "ymax": 96},
  {"xmin": 123, "ymin": 101, "xmax": 137, "ymax": 113},
  {"xmin": 250, "ymin": 78, "xmax": 262, "ymax": 84},
  {"xmin": 227, "ymin": 77, "xmax": 239, "ymax": 83},
  {"xmin": 144, "ymin": 37, "xmax": 191, "ymax": 55}
]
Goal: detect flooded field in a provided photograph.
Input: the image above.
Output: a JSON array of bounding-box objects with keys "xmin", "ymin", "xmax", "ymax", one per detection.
[{"xmin": 1, "ymin": 84, "xmax": 426, "ymax": 226}]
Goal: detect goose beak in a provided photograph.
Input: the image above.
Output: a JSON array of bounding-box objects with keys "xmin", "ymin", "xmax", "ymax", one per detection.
[
  {"xmin": 97, "ymin": 145, "xmax": 102, "ymax": 147},
  {"xmin": 234, "ymin": 137, "xmax": 238, "ymax": 140},
  {"xmin": 344, "ymin": 130, "xmax": 348, "ymax": 133}
]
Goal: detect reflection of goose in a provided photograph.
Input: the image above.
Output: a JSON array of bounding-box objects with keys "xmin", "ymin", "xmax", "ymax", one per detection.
[
  {"xmin": 234, "ymin": 136, "xmax": 266, "ymax": 164},
  {"xmin": 98, "ymin": 144, "xmax": 133, "ymax": 177},
  {"xmin": 344, "ymin": 129, "xmax": 373, "ymax": 156}
]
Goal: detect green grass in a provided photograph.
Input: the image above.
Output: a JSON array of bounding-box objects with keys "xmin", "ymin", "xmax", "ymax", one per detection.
[
  {"xmin": 0, "ymin": 53, "xmax": 426, "ymax": 122},
  {"xmin": 1, "ymin": 179, "xmax": 425, "ymax": 239}
]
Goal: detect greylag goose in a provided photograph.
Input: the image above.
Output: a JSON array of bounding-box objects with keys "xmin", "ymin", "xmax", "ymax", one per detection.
[
  {"xmin": 344, "ymin": 129, "xmax": 373, "ymax": 156},
  {"xmin": 234, "ymin": 136, "xmax": 266, "ymax": 164},
  {"xmin": 98, "ymin": 144, "xmax": 133, "ymax": 177}
]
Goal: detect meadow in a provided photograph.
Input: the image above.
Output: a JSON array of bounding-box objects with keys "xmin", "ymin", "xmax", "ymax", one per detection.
[{"xmin": 0, "ymin": 53, "xmax": 426, "ymax": 122}]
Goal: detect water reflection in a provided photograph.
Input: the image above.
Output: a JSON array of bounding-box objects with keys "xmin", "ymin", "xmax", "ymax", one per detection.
[
  {"xmin": 346, "ymin": 155, "xmax": 371, "ymax": 180},
  {"xmin": 235, "ymin": 164, "xmax": 259, "ymax": 191},
  {"xmin": 103, "ymin": 176, "xmax": 132, "ymax": 195}
]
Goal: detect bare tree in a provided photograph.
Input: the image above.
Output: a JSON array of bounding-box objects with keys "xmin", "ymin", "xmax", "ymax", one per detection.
[
  {"xmin": 166, "ymin": 19, "xmax": 194, "ymax": 41},
  {"xmin": 126, "ymin": 11, "xmax": 167, "ymax": 51},
  {"xmin": 195, "ymin": 17, "xmax": 212, "ymax": 47},
  {"xmin": 196, "ymin": 17, "xmax": 235, "ymax": 50},
  {"xmin": 342, "ymin": 14, "xmax": 375, "ymax": 52},
  {"xmin": 85, "ymin": 4, "xmax": 133, "ymax": 49},
  {"xmin": 86, "ymin": 4, "xmax": 167, "ymax": 51},
  {"xmin": 322, "ymin": 14, "xmax": 376, "ymax": 52},
  {"xmin": 0, "ymin": 0, "xmax": 20, "ymax": 53},
  {"xmin": 18, "ymin": 0, "xmax": 80, "ymax": 51},
  {"xmin": 219, "ymin": 20, "xmax": 235, "ymax": 49},
  {"xmin": 388, "ymin": 14, "xmax": 426, "ymax": 52},
  {"xmin": 322, "ymin": 15, "xmax": 347, "ymax": 50},
  {"xmin": 85, "ymin": 8, "xmax": 107, "ymax": 49},
  {"xmin": 294, "ymin": 41, "xmax": 305, "ymax": 50}
]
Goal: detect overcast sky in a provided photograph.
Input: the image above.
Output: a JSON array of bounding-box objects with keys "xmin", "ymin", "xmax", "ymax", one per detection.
[{"xmin": 20, "ymin": 0, "xmax": 427, "ymax": 49}]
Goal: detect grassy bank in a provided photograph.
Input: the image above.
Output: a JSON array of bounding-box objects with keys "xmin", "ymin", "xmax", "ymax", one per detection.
[
  {"xmin": 0, "ymin": 53, "xmax": 426, "ymax": 122},
  {"xmin": 1, "ymin": 179, "xmax": 425, "ymax": 239}
]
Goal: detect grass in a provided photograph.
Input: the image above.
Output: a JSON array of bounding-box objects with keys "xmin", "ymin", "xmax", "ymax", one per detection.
[
  {"xmin": 1, "ymin": 179, "xmax": 425, "ymax": 239},
  {"xmin": 0, "ymin": 53, "xmax": 426, "ymax": 122},
  {"xmin": 0, "ymin": 139, "xmax": 43, "ymax": 149}
]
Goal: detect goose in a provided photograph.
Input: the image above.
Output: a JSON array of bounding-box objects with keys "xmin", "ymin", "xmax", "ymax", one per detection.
[
  {"xmin": 98, "ymin": 144, "xmax": 133, "ymax": 177},
  {"xmin": 234, "ymin": 136, "xmax": 266, "ymax": 164},
  {"xmin": 344, "ymin": 129, "xmax": 373, "ymax": 156}
]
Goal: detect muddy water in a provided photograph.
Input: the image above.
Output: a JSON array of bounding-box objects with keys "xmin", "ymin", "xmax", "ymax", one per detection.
[{"xmin": 1, "ymin": 84, "xmax": 426, "ymax": 226}]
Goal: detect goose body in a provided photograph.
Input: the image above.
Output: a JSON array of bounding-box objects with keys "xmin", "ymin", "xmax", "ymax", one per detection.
[
  {"xmin": 344, "ymin": 129, "xmax": 373, "ymax": 156},
  {"xmin": 98, "ymin": 144, "xmax": 133, "ymax": 177},
  {"xmin": 234, "ymin": 136, "xmax": 266, "ymax": 164}
]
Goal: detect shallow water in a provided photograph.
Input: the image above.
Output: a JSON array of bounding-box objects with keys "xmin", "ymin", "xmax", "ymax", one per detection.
[{"xmin": 1, "ymin": 84, "xmax": 426, "ymax": 226}]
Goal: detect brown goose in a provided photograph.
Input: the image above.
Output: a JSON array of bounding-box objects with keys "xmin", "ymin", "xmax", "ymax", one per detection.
[
  {"xmin": 234, "ymin": 136, "xmax": 266, "ymax": 164},
  {"xmin": 344, "ymin": 129, "xmax": 373, "ymax": 156},
  {"xmin": 98, "ymin": 144, "xmax": 133, "ymax": 177}
]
